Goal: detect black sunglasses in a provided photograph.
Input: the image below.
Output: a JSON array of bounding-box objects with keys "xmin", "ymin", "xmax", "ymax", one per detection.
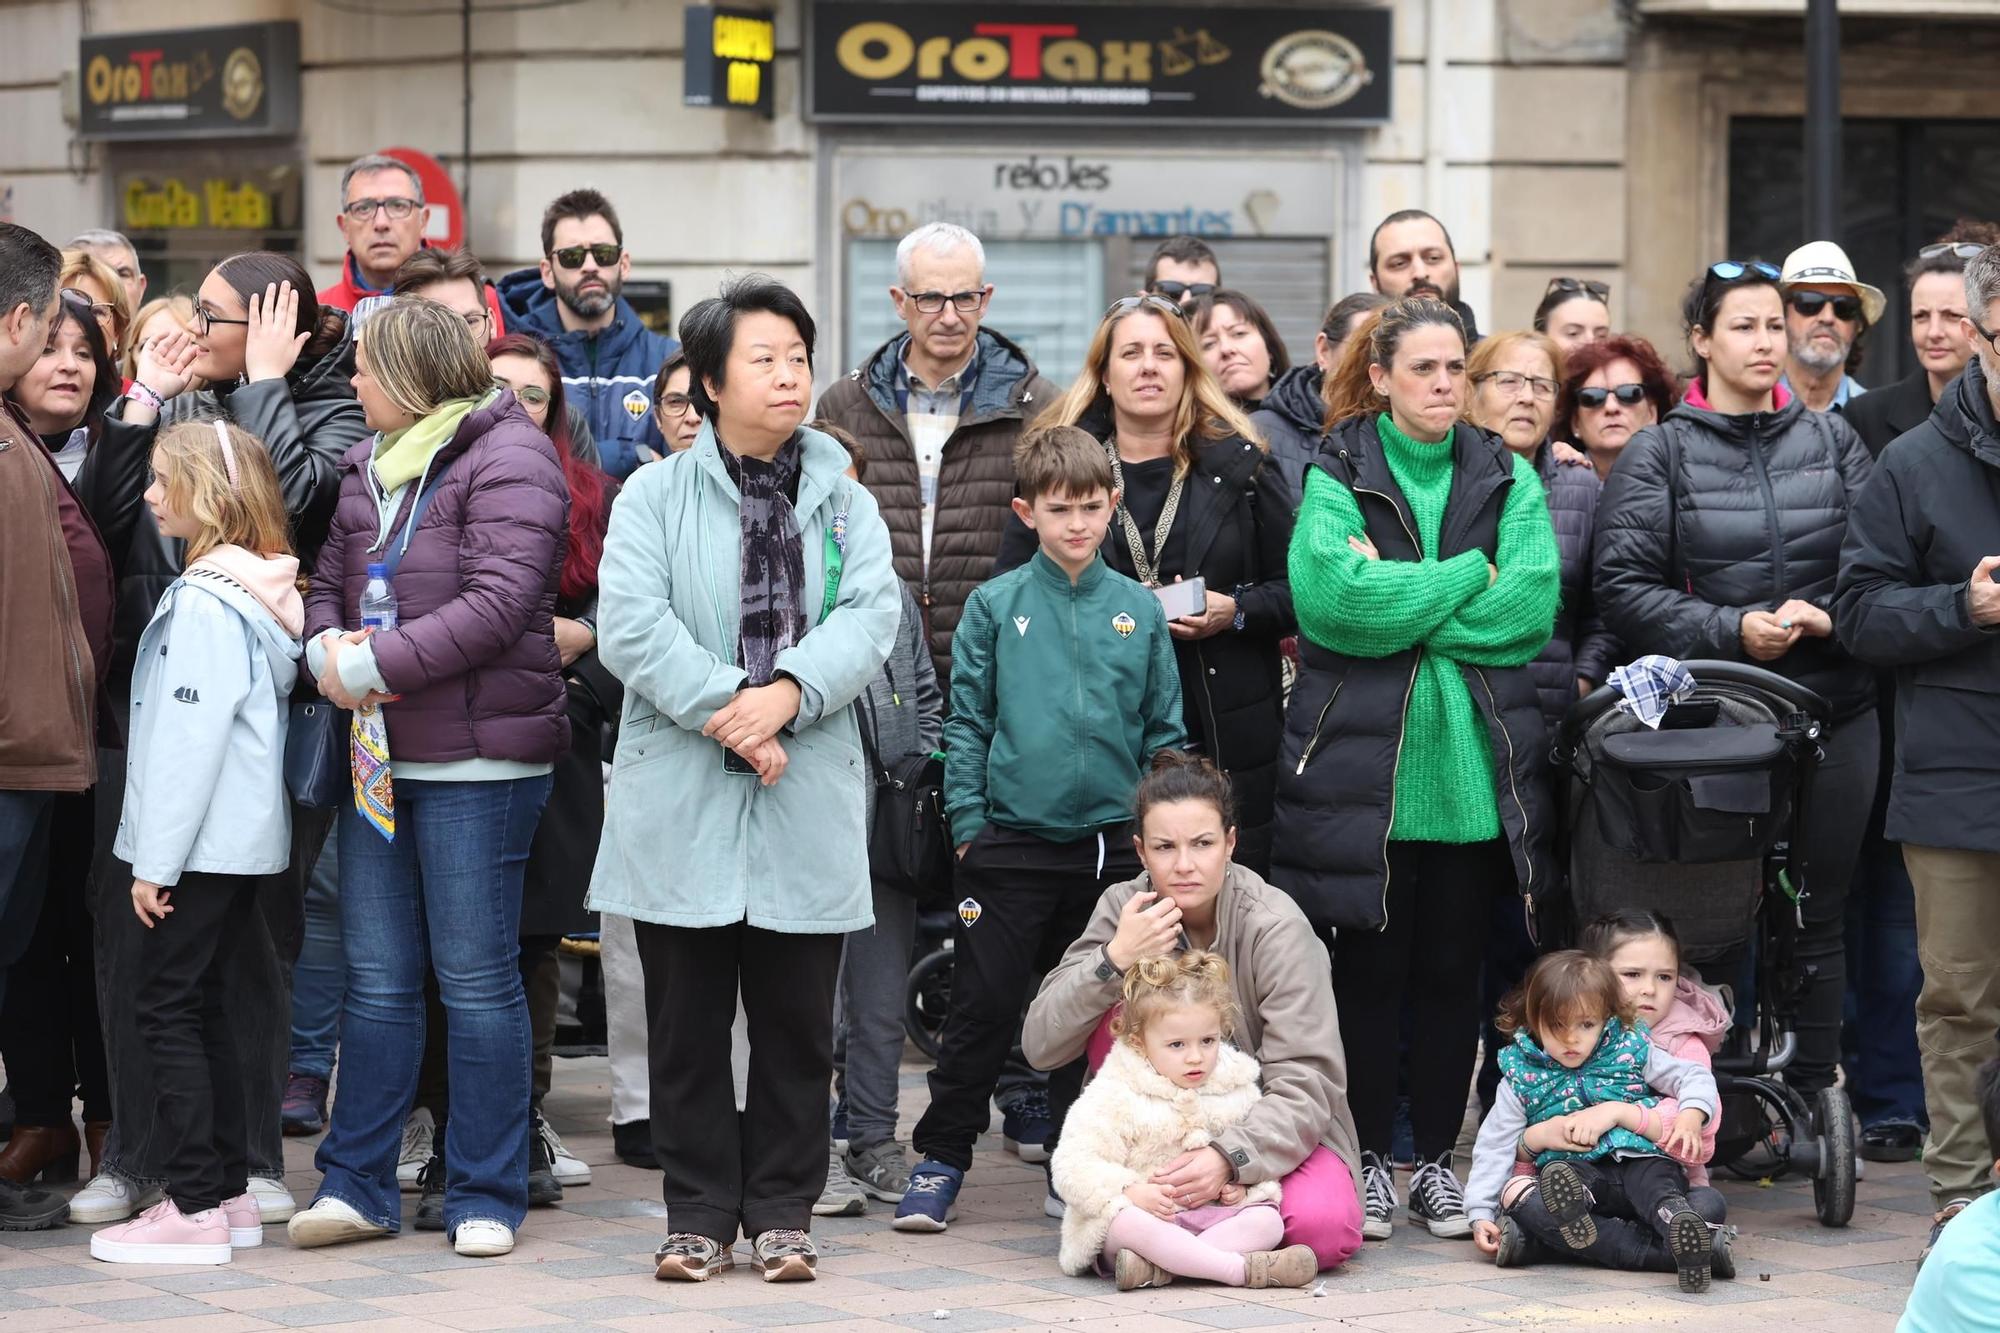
[
  {"xmin": 1545, "ymin": 276, "xmax": 1610, "ymax": 302},
  {"xmin": 1921, "ymin": 242, "xmax": 1985, "ymax": 262},
  {"xmin": 1149, "ymin": 280, "xmax": 1214, "ymax": 302},
  {"xmin": 1707, "ymin": 259, "xmax": 1780, "ymax": 282},
  {"xmin": 551, "ymin": 244, "xmax": 622, "ymax": 270},
  {"xmin": 1787, "ymin": 291, "xmax": 1862, "ymax": 321},
  {"xmin": 1575, "ymin": 383, "xmax": 1649, "ymax": 409},
  {"xmin": 1106, "ymin": 294, "xmax": 1185, "ymax": 320}
]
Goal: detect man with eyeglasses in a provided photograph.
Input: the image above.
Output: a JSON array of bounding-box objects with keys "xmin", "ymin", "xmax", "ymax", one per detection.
[
  {"xmin": 1838, "ymin": 240, "xmax": 2000, "ymax": 1266},
  {"xmin": 1140, "ymin": 234, "xmax": 1221, "ymax": 303},
  {"xmin": 320, "ymin": 154, "xmax": 429, "ymax": 313},
  {"xmin": 496, "ymin": 188, "xmax": 676, "ymax": 479},
  {"xmin": 1779, "ymin": 240, "xmax": 1884, "ymax": 414}
]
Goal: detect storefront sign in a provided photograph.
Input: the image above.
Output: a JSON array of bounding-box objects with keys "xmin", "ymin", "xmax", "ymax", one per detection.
[
  {"xmin": 685, "ymin": 5, "xmax": 777, "ymax": 118},
  {"xmin": 79, "ymin": 22, "xmax": 300, "ymax": 141},
  {"xmin": 808, "ymin": 4, "xmax": 1390, "ymax": 125},
  {"xmin": 118, "ymin": 167, "xmax": 301, "ymax": 233},
  {"xmin": 835, "ymin": 150, "xmax": 1339, "ymax": 240}
]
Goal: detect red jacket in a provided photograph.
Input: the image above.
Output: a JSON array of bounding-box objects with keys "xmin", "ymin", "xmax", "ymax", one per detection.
[{"xmin": 317, "ymin": 251, "xmax": 507, "ymax": 333}]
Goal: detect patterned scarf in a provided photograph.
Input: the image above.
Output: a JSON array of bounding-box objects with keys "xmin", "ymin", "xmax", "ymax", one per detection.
[
  {"xmin": 352, "ymin": 706, "xmax": 394, "ymax": 840},
  {"xmin": 1496, "ymin": 1018, "xmax": 1661, "ymax": 1165},
  {"xmin": 721, "ymin": 435, "xmax": 807, "ymax": 687}
]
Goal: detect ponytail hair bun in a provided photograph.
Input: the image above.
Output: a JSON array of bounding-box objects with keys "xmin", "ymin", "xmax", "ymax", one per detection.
[{"xmin": 1134, "ymin": 750, "xmax": 1235, "ymax": 833}]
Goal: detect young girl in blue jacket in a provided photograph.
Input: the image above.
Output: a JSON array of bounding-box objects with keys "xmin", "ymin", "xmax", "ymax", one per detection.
[{"xmin": 90, "ymin": 420, "xmax": 303, "ymax": 1267}]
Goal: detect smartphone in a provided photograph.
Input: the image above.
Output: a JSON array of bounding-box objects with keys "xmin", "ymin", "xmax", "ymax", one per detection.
[
  {"xmin": 723, "ymin": 748, "xmax": 758, "ymax": 775},
  {"xmin": 1153, "ymin": 577, "xmax": 1207, "ymax": 620}
]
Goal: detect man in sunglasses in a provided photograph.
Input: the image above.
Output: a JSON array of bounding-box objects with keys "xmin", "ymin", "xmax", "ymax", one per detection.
[
  {"xmin": 497, "ymin": 188, "xmax": 677, "ymax": 479},
  {"xmin": 1779, "ymin": 240, "xmax": 1885, "ymax": 413},
  {"xmin": 1140, "ymin": 235, "xmax": 1221, "ymax": 303}
]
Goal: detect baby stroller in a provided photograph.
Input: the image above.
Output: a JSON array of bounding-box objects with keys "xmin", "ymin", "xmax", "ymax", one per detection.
[{"xmin": 1548, "ymin": 659, "xmax": 1855, "ymax": 1227}]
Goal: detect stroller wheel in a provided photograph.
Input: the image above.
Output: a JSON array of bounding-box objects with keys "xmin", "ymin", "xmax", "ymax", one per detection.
[
  {"xmin": 1811, "ymin": 1086, "xmax": 1857, "ymax": 1228},
  {"xmin": 904, "ymin": 946, "xmax": 954, "ymax": 1061}
]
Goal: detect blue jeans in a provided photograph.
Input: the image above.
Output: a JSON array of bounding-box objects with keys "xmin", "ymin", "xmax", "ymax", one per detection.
[
  {"xmin": 313, "ymin": 774, "xmax": 550, "ymax": 1234},
  {"xmin": 288, "ymin": 823, "xmax": 345, "ymax": 1080},
  {"xmin": 1844, "ymin": 830, "xmax": 1928, "ymax": 1128}
]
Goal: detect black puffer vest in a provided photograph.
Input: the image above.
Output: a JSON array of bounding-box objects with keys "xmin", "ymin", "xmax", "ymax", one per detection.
[{"xmin": 1270, "ymin": 416, "xmax": 1553, "ymax": 932}]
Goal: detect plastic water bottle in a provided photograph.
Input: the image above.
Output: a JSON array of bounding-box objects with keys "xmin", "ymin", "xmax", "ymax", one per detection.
[{"xmin": 359, "ymin": 563, "xmax": 398, "ymax": 634}]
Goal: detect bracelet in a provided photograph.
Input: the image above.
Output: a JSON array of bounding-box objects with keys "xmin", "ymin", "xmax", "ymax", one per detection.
[{"xmin": 127, "ymin": 381, "xmax": 165, "ymax": 412}]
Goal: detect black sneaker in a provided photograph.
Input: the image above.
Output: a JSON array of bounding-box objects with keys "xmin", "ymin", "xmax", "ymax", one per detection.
[
  {"xmin": 528, "ymin": 1116, "xmax": 564, "ymax": 1207},
  {"xmin": 1709, "ymin": 1224, "xmax": 1737, "ymax": 1280},
  {"xmin": 0, "ymin": 1176, "xmax": 67, "ymax": 1231},
  {"xmin": 1407, "ymin": 1151, "xmax": 1472, "ymax": 1239},
  {"xmin": 1002, "ymin": 1089, "xmax": 1052, "ymax": 1164},
  {"xmin": 1360, "ymin": 1150, "xmax": 1395, "ymax": 1241},
  {"xmin": 414, "ymin": 1151, "xmax": 446, "ymax": 1232},
  {"xmin": 1921, "ymin": 1198, "xmax": 1974, "ymax": 1266},
  {"xmin": 614, "ymin": 1119, "xmax": 660, "ymax": 1170}
]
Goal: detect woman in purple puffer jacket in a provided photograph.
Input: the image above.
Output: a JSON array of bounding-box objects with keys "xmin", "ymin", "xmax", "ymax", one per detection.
[{"xmin": 288, "ymin": 298, "xmax": 570, "ymax": 1260}]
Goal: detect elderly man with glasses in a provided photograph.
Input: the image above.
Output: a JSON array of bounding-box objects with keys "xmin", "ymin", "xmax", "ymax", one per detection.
[{"xmin": 1779, "ymin": 240, "xmax": 1886, "ymax": 413}]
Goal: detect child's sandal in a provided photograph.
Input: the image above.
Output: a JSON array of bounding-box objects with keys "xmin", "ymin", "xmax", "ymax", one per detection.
[{"xmin": 1537, "ymin": 1161, "xmax": 1598, "ymax": 1251}]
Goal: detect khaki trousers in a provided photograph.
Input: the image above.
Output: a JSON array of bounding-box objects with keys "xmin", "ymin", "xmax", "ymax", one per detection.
[{"xmin": 1905, "ymin": 843, "xmax": 2000, "ymax": 1207}]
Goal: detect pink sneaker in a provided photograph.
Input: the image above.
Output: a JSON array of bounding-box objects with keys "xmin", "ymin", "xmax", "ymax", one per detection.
[
  {"xmin": 221, "ymin": 1193, "xmax": 263, "ymax": 1248},
  {"xmin": 90, "ymin": 1198, "xmax": 231, "ymax": 1265}
]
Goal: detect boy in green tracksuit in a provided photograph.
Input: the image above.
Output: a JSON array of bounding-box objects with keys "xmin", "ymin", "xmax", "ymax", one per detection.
[{"xmin": 895, "ymin": 426, "xmax": 1185, "ymax": 1232}]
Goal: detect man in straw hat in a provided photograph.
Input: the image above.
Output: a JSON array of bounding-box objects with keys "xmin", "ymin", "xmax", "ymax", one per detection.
[{"xmin": 1780, "ymin": 239, "xmax": 1887, "ymax": 413}]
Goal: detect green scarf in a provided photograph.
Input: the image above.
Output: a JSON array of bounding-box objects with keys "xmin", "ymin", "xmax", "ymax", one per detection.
[{"xmin": 371, "ymin": 390, "xmax": 492, "ymax": 494}]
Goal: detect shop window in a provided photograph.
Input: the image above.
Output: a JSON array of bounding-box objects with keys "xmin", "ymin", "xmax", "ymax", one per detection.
[{"xmin": 1729, "ymin": 117, "xmax": 2000, "ymax": 387}]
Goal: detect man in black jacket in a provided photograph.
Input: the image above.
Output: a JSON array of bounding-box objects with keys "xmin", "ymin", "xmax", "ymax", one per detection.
[{"xmin": 1835, "ymin": 241, "xmax": 2000, "ymax": 1264}]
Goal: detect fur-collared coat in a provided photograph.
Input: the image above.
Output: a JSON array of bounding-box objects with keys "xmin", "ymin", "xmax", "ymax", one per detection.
[{"xmin": 1049, "ymin": 1038, "xmax": 1282, "ymax": 1275}]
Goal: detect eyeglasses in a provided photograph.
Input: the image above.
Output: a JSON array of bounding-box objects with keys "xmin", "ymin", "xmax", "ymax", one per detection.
[
  {"xmin": 1149, "ymin": 280, "xmax": 1215, "ymax": 303},
  {"xmin": 61, "ymin": 287, "xmax": 116, "ymax": 329},
  {"xmin": 506, "ymin": 384, "xmax": 550, "ymax": 408},
  {"xmin": 1544, "ymin": 276, "xmax": 1610, "ymax": 302},
  {"xmin": 551, "ymin": 244, "xmax": 622, "ymax": 270},
  {"xmin": 1921, "ymin": 242, "xmax": 1986, "ymax": 262},
  {"xmin": 1971, "ymin": 316, "xmax": 2000, "ymax": 350},
  {"xmin": 457, "ymin": 308, "xmax": 492, "ymax": 330},
  {"xmin": 906, "ymin": 289, "xmax": 986, "ymax": 315},
  {"xmin": 1787, "ymin": 291, "xmax": 1862, "ymax": 321},
  {"xmin": 1105, "ymin": 294, "xmax": 1185, "ymax": 320},
  {"xmin": 343, "ymin": 196, "xmax": 420, "ymax": 223},
  {"xmin": 1707, "ymin": 259, "xmax": 1780, "ymax": 282},
  {"xmin": 192, "ymin": 303, "xmax": 249, "ymax": 336},
  {"xmin": 1575, "ymin": 383, "xmax": 1650, "ymax": 409},
  {"xmin": 1473, "ymin": 370, "xmax": 1557, "ymax": 402},
  {"xmin": 658, "ymin": 392, "xmax": 694, "ymax": 415}
]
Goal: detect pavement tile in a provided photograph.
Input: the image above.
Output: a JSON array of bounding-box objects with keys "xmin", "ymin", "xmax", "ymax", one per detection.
[
  {"xmin": 302, "ymin": 1273, "xmax": 447, "ymax": 1298},
  {"xmin": 43, "ymin": 1294, "xmax": 218, "ymax": 1323},
  {"xmin": 885, "ymin": 1311, "xmax": 1025, "ymax": 1332},
  {"xmin": 136, "ymin": 1270, "xmax": 276, "ymax": 1294}
]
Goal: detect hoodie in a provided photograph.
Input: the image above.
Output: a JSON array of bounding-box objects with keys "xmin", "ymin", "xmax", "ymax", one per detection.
[
  {"xmin": 115, "ymin": 546, "xmax": 303, "ymax": 886},
  {"xmin": 496, "ymin": 267, "xmax": 678, "ymax": 479},
  {"xmin": 1248, "ymin": 364, "xmax": 1326, "ymax": 511},
  {"xmin": 1644, "ymin": 977, "xmax": 1730, "ymax": 1186}
]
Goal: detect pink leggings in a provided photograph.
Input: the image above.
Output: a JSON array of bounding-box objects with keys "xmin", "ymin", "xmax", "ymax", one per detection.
[
  {"xmin": 1102, "ymin": 1203, "xmax": 1285, "ymax": 1285},
  {"xmin": 1086, "ymin": 1009, "xmax": 1363, "ymax": 1270}
]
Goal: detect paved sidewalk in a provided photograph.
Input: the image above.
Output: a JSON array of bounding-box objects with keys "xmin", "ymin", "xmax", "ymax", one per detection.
[{"xmin": 0, "ymin": 1055, "xmax": 1922, "ymax": 1331}]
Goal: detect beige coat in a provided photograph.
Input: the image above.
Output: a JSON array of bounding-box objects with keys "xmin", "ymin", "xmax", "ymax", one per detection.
[
  {"xmin": 1025, "ymin": 863, "xmax": 1364, "ymax": 1210},
  {"xmin": 1049, "ymin": 1038, "xmax": 1282, "ymax": 1274}
]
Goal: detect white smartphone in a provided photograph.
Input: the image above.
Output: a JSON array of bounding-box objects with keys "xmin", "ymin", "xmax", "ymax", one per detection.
[{"xmin": 1153, "ymin": 577, "xmax": 1207, "ymax": 620}]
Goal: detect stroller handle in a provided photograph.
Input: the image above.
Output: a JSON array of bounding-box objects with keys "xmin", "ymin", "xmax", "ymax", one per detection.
[{"xmin": 1555, "ymin": 659, "xmax": 1832, "ymax": 755}]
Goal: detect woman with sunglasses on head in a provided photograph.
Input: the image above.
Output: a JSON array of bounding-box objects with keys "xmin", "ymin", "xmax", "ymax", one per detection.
[
  {"xmin": 1273, "ymin": 297, "xmax": 1559, "ymax": 1244},
  {"xmin": 1554, "ymin": 335, "xmax": 1680, "ymax": 483},
  {"xmin": 67, "ymin": 251, "xmax": 366, "ymax": 1234},
  {"xmin": 1595, "ymin": 259, "xmax": 1877, "ymax": 1104},
  {"xmin": 60, "ymin": 249, "xmax": 132, "ymax": 365},
  {"xmin": 1532, "ymin": 278, "xmax": 1611, "ymax": 359},
  {"xmin": 1845, "ymin": 225, "xmax": 1997, "ymax": 457},
  {"xmin": 1188, "ymin": 289, "xmax": 1290, "ymax": 413},
  {"xmin": 996, "ymin": 292, "xmax": 1294, "ymax": 873}
]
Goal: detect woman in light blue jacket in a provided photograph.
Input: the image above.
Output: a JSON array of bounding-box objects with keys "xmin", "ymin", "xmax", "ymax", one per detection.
[{"xmin": 588, "ymin": 276, "xmax": 898, "ymax": 1285}]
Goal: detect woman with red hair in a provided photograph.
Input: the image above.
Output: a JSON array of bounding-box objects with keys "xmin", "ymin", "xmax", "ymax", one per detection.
[{"xmin": 1555, "ymin": 335, "xmax": 1679, "ymax": 482}]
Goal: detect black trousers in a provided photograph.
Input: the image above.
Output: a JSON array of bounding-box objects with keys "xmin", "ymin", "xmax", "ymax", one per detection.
[
  {"xmin": 1, "ymin": 791, "xmax": 110, "ymax": 1126},
  {"xmin": 417, "ymin": 934, "xmax": 563, "ymax": 1123},
  {"xmin": 115, "ymin": 871, "xmax": 258, "ymax": 1214},
  {"xmin": 1510, "ymin": 1155, "xmax": 1698, "ymax": 1269},
  {"xmin": 1790, "ymin": 710, "xmax": 1879, "ymax": 1093},
  {"xmin": 1334, "ymin": 837, "xmax": 1514, "ymax": 1160},
  {"xmin": 912, "ymin": 824, "xmax": 1141, "ymax": 1174},
  {"xmin": 634, "ymin": 920, "xmax": 842, "ymax": 1245}
]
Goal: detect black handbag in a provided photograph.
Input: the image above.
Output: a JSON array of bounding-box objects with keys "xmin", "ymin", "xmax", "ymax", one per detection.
[
  {"xmin": 286, "ymin": 697, "xmax": 349, "ymax": 809},
  {"xmin": 858, "ymin": 694, "xmax": 953, "ymax": 901}
]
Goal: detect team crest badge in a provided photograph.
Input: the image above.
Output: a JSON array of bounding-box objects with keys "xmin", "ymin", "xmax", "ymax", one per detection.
[
  {"xmin": 1112, "ymin": 612, "xmax": 1137, "ymax": 638},
  {"xmin": 623, "ymin": 388, "xmax": 649, "ymax": 420},
  {"xmin": 958, "ymin": 897, "xmax": 983, "ymax": 927}
]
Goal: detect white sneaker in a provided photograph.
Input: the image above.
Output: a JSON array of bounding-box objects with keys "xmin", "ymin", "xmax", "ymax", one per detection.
[
  {"xmin": 538, "ymin": 1117, "xmax": 591, "ymax": 1187},
  {"xmin": 68, "ymin": 1172, "xmax": 161, "ymax": 1225},
  {"xmin": 454, "ymin": 1218, "xmax": 514, "ymax": 1257},
  {"xmin": 246, "ymin": 1175, "xmax": 296, "ymax": 1223},
  {"xmin": 398, "ymin": 1108, "xmax": 435, "ymax": 1192},
  {"xmin": 286, "ymin": 1196, "xmax": 388, "ymax": 1249}
]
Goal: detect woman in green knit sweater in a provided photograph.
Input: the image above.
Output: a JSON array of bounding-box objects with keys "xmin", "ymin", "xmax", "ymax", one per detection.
[{"xmin": 1269, "ymin": 297, "xmax": 1560, "ymax": 1247}]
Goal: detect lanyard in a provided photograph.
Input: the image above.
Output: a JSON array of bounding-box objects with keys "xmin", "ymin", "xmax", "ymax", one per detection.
[{"xmin": 1106, "ymin": 443, "xmax": 1184, "ymax": 588}]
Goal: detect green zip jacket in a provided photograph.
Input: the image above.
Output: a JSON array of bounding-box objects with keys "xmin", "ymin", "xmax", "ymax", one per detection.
[{"xmin": 944, "ymin": 550, "xmax": 1186, "ymax": 846}]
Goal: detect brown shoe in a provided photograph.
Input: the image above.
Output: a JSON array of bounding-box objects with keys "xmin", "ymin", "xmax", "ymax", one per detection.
[
  {"xmin": 0, "ymin": 1124, "xmax": 80, "ymax": 1185},
  {"xmin": 84, "ymin": 1122, "xmax": 108, "ymax": 1181},
  {"xmin": 1113, "ymin": 1248, "xmax": 1175, "ymax": 1291},
  {"xmin": 1244, "ymin": 1244, "xmax": 1319, "ymax": 1289}
]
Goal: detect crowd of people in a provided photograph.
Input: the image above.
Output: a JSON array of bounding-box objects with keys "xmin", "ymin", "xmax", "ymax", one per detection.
[{"xmin": 3, "ymin": 149, "xmax": 2000, "ymax": 1319}]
